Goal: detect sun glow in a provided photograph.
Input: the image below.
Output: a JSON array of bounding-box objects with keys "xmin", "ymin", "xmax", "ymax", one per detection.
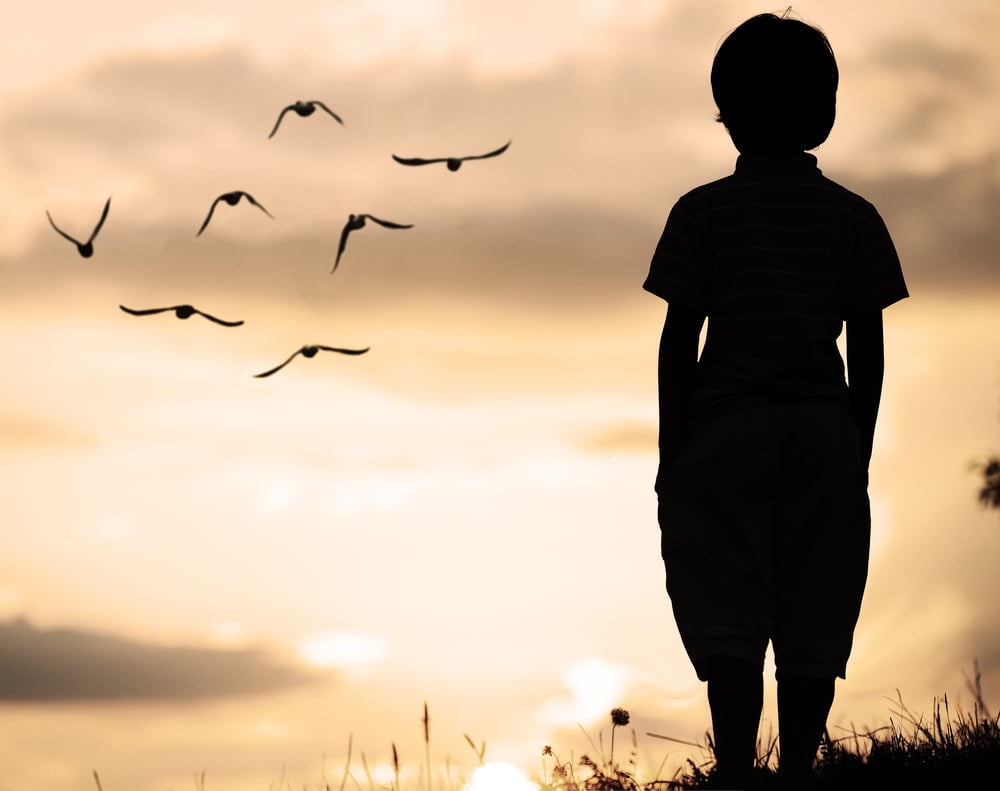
[
  {"xmin": 537, "ymin": 657, "xmax": 631, "ymax": 728},
  {"xmin": 462, "ymin": 762, "xmax": 539, "ymax": 791},
  {"xmin": 299, "ymin": 631, "xmax": 390, "ymax": 669}
]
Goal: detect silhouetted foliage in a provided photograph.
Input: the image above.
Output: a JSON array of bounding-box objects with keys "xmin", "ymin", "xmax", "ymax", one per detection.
[
  {"xmin": 979, "ymin": 457, "xmax": 1000, "ymax": 511},
  {"xmin": 537, "ymin": 680, "xmax": 1000, "ymax": 789}
]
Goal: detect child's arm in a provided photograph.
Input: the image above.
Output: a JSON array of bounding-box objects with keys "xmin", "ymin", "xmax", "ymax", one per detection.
[
  {"xmin": 845, "ymin": 311, "xmax": 885, "ymax": 476},
  {"xmin": 656, "ymin": 302, "xmax": 705, "ymax": 493}
]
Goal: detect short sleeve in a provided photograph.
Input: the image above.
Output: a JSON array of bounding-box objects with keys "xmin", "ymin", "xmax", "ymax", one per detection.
[
  {"xmin": 843, "ymin": 204, "xmax": 908, "ymax": 315},
  {"xmin": 642, "ymin": 198, "xmax": 709, "ymax": 312}
]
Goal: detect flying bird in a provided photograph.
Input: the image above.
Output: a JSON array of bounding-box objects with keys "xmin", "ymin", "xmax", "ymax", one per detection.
[
  {"xmin": 391, "ymin": 140, "xmax": 511, "ymax": 172},
  {"xmin": 332, "ymin": 213, "xmax": 413, "ymax": 273},
  {"xmin": 119, "ymin": 304, "xmax": 244, "ymax": 327},
  {"xmin": 46, "ymin": 197, "xmax": 111, "ymax": 258},
  {"xmin": 268, "ymin": 100, "xmax": 344, "ymax": 138},
  {"xmin": 254, "ymin": 344, "xmax": 370, "ymax": 378},
  {"xmin": 197, "ymin": 191, "xmax": 273, "ymax": 236}
]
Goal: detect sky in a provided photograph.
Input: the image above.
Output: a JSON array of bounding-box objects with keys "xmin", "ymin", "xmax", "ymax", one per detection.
[{"xmin": 2, "ymin": 0, "xmax": 1000, "ymax": 789}]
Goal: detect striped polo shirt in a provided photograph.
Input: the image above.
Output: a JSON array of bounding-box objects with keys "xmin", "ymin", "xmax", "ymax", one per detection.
[{"xmin": 643, "ymin": 152, "xmax": 908, "ymax": 421}]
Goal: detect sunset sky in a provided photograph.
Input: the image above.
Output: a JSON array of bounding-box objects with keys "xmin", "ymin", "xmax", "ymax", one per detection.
[{"xmin": 2, "ymin": 1, "xmax": 1000, "ymax": 789}]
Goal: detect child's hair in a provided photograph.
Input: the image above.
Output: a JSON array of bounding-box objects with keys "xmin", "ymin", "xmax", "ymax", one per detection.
[{"xmin": 711, "ymin": 12, "xmax": 839, "ymax": 154}]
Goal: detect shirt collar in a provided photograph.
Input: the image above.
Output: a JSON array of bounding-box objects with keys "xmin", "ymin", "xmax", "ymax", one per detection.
[{"xmin": 734, "ymin": 151, "xmax": 821, "ymax": 177}]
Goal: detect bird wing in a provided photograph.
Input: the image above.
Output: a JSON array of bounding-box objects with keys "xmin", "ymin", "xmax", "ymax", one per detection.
[
  {"xmin": 312, "ymin": 101, "xmax": 345, "ymax": 125},
  {"xmin": 463, "ymin": 140, "xmax": 512, "ymax": 161},
  {"xmin": 46, "ymin": 212, "xmax": 80, "ymax": 245},
  {"xmin": 331, "ymin": 220, "xmax": 353, "ymax": 273},
  {"xmin": 196, "ymin": 196, "xmax": 223, "ymax": 236},
  {"xmin": 194, "ymin": 308, "xmax": 245, "ymax": 327},
  {"xmin": 364, "ymin": 215, "xmax": 413, "ymax": 230},
  {"xmin": 391, "ymin": 154, "xmax": 446, "ymax": 166},
  {"xmin": 244, "ymin": 193, "xmax": 274, "ymax": 218},
  {"xmin": 268, "ymin": 105, "xmax": 293, "ymax": 138},
  {"xmin": 253, "ymin": 348, "xmax": 302, "ymax": 378},
  {"xmin": 87, "ymin": 197, "xmax": 112, "ymax": 243},
  {"xmin": 119, "ymin": 305, "xmax": 171, "ymax": 316},
  {"xmin": 317, "ymin": 345, "xmax": 371, "ymax": 356}
]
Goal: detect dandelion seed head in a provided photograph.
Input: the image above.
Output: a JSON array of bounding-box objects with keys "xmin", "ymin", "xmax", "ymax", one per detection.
[{"xmin": 611, "ymin": 707, "xmax": 630, "ymax": 727}]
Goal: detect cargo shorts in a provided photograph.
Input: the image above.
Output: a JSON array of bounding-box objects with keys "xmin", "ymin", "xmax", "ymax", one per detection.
[{"xmin": 657, "ymin": 401, "xmax": 871, "ymax": 680}]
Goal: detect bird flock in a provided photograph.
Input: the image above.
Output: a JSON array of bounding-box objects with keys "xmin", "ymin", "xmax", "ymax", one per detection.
[{"xmin": 44, "ymin": 99, "xmax": 511, "ymax": 378}]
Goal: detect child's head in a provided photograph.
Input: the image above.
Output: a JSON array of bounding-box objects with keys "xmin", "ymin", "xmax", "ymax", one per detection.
[{"xmin": 711, "ymin": 12, "xmax": 838, "ymax": 154}]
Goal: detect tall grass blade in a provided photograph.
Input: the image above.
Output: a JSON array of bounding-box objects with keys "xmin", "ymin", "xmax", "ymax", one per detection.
[
  {"xmin": 463, "ymin": 734, "xmax": 486, "ymax": 766},
  {"xmin": 339, "ymin": 733, "xmax": 354, "ymax": 791},
  {"xmin": 423, "ymin": 702, "xmax": 432, "ymax": 791}
]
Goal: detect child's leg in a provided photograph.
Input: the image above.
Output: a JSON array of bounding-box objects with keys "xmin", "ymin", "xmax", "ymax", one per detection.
[
  {"xmin": 776, "ymin": 674, "xmax": 835, "ymax": 786},
  {"xmin": 702, "ymin": 656, "xmax": 763, "ymax": 789},
  {"xmin": 771, "ymin": 402, "xmax": 867, "ymax": 786}
]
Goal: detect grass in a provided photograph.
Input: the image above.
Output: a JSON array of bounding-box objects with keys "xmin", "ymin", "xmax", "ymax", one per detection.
[
  {"xmin": 538, "ymin": 662, "xmax": 1000, "ymax": 790},
  {"xmin": 87, "ymin": 666, "xmax": 1000, "ymax": 790}
]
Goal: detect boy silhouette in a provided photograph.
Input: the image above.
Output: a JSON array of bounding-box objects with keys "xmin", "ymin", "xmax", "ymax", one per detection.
[{"xmin": 644, "ymin": 12, "xmax": 908, "ymax": 790}]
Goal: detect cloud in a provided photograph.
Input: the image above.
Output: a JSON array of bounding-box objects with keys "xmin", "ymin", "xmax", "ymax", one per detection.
[
  {"xmin": 873, "ymin": 38, "xmax": 990, "ymax": 88},
  {"xmin": 0, "ymin": 20, "xmax": 720, "ymax": 253},
  {"xmin": 855, "ymin": 159, "xmax": 1000, "ymax": 295},
  {"xmin": 2, "ymin": 201, "xmax": 662, "ymax": 319},
  {"xmin": 0, "ymin": 412, "xmax": 94, "ymax": 450},
  {"xmin": 0, "ymin": 618, "xmax": 317, "ymax": 702},
  {"xmin": 2, "ymin": 29, "xmax": 996, "ymax": 313},
  {"xmin": 298, "ymin": 630, "xmax": 390, "ymax": 671},
  {"xmin": 5, "ymin": 9, "xmax": 996, "ymax": 300},
  {"xmin": 578, "ymin": 421, "xmax": 658, "ymax": 454},
  {"xmin": 535, "ymin": 656, "xmax": 634, "ymax": 729},
  {"xmin": 8, "ymin": 148, "xmax": 998, "ymax": 324}
]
